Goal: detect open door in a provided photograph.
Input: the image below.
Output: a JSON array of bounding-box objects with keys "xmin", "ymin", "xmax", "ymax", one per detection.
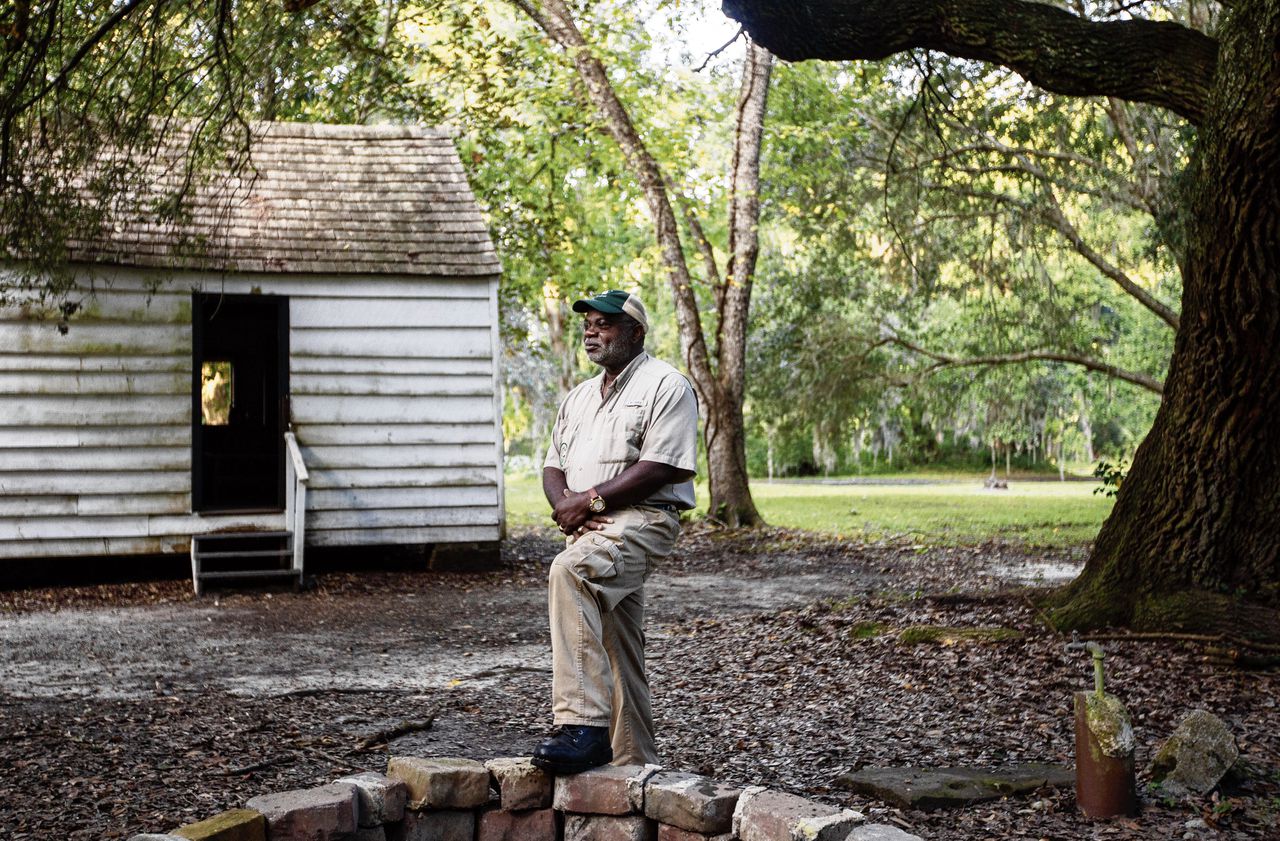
[{"xmin": 192, "ymin": 293, "xmax": 288, "ymax": 512}]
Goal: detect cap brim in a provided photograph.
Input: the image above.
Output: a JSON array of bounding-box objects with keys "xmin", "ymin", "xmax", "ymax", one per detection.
[{"xmin": 572, "ymin": 299, "xmax": 625, "ymax": 314}]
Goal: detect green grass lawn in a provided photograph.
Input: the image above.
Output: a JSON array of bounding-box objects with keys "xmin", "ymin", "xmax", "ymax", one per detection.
[{"xmin": 504, "ymin": 472, "xmax": 1113, "ymax": 548}]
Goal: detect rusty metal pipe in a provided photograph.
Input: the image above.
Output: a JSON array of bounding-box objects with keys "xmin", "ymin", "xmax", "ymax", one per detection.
[
  {"xmin": 1073, "ymin": 691, "xmax": 1138, "ymax": 817},
  {"xmin": 1066, "ymin": 639, "xmax": 1138, "ymax": 818}
]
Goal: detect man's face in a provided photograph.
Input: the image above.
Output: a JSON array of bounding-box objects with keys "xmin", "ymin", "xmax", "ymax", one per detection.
[{"xmin": 582, "ymin": 312, "xmax": 637, "ymax": 368}]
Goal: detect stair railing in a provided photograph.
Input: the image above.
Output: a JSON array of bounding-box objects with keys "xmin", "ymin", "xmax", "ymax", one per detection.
[{"xmin": 284, "ymin": 430, "xmax": 309, "ymax": 577}]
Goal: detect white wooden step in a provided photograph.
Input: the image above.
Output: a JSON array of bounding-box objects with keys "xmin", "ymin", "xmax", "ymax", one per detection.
[{"xmin": 191, "ymin": 531, "xmax": 298, "ymax": 596}]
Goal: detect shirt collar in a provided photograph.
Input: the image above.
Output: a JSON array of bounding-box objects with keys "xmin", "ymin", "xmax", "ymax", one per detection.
[{"xmin": 599, "ymin": 350, "xmax": 649, "ymax": 400}]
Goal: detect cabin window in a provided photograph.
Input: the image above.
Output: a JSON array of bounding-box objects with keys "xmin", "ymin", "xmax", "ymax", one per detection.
[{"xmin": 201, "ymin": 360, "xmax": 233, "ymax": 426}]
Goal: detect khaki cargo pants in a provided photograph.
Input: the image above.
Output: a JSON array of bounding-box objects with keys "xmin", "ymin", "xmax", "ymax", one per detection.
[{"xmin": 548, "ymin": 504, "xmax": 681, "ymax": 766}]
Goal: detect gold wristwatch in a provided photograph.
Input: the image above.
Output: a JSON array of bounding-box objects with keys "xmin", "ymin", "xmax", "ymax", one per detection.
[{"xmin": 587, "ymin": 488, "xmax": 607, "ymax": 513}]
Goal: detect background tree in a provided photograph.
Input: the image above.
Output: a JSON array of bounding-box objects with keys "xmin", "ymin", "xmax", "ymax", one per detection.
[
  {"xmin": 405, "ymin": 2, "xmax": 660, "ymax": 469},
  {"xmin": 748, "ymin": 57, "xmax": 1169, "ymax": 478},
  {"xmin": 509, "ymin": 0, "xmax": 771, "ymax": 526},
  {"xmin": 724, "ymin": 0, "xmax": 1280, "ymax": 638}
]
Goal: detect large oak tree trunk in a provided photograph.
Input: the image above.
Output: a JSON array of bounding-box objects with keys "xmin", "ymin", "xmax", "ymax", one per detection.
[{"xmin": 1051, "ymin": 2, "xmax": 1280, "ymax": 635}]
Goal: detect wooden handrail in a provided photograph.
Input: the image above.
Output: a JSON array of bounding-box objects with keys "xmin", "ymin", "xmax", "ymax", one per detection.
[
  {"xmin": 284, "ymin": 431, "xmax": 307, "ymax": 575},
  {"xmin": 284, "ymin": 431, "xmax": 309, "ymax": 484}
]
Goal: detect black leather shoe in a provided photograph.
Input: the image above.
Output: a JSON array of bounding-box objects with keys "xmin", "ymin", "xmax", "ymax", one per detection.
[{"xmin": 530, "ymin": 725, "xmax": 612, "ymax": 774}]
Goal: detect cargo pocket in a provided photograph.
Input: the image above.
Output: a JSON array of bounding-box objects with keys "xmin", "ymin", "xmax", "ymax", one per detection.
[{"xmin": 569, "ymin": 531, "xmax": 622, "ymax": 582}]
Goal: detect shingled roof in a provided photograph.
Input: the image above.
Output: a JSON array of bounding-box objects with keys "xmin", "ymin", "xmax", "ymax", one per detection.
[{"xmin": 69, "ymin": 122, "xmax": 501, "ymax": 277}]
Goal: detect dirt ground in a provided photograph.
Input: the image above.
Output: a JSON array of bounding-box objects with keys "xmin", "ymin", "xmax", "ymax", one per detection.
[{"xmin": 1, "ymin": 525, "xmax": 1276, "ymax": 840}]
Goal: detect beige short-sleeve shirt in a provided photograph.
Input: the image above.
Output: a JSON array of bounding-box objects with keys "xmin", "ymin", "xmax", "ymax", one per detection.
[{"xmin": 543, "ymin": 352, "xmax": 698, "ymax": 510}]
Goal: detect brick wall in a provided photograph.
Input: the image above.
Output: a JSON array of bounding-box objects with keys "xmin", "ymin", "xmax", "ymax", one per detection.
[{"xmin": 127, "ymin": 755, "xmax": 922, "ymax": 841}]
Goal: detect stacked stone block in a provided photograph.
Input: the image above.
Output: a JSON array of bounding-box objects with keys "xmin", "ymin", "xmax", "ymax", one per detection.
[{"xmin": 128, "ymin": 755, "xmax": 921, "ymax": 841}]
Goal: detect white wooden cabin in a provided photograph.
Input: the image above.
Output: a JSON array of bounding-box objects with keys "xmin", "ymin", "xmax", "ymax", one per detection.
[{"xmin": 0, "ymin": 123, "xmax": 504, "ymax": 585}]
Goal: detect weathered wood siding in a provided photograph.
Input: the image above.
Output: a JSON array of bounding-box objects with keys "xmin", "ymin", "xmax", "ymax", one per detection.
[
  {"xmin": 286, "ymin": 273, "xmax": 503, "ymax": 547},
  {"xmin": 0, "ymin": 273, "xmax": 194, "ymax": 559},
  {"xmin": 0, "ymin": 267, "xmax": 503, "ymax": 561}
]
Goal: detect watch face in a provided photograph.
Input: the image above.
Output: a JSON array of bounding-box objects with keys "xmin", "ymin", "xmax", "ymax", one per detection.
[{"xmin": 590, "ymin": 496, "xmax": 606, "ymax": 512}]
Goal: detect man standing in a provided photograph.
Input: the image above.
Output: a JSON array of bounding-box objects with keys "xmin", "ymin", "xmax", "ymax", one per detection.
[{"xmin": 532, "ymin": 290, "xmax": 698, "ymax": 774}]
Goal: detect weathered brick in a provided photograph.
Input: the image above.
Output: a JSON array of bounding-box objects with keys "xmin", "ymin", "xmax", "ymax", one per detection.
[
  {"xmin": 626, "ymin": 764, "xmax": 665, "ymax": 811},
  {"xmin": 485, "ymin": 757, "xmax": 554, "ymax": 811},
  {"xmin": 731, "ymin": 787, "xmax": 864, "ymax": 841},
  {"xmin": 563, "ymin": 813, "xmax": 656, "ymax": 841},
  {"xmin": 171, "ymin": 808, "xmax": 267, "ymax": 841},
  {"xmin": 657, "ymin": 825, "xmax": 732, "ymax": 841},
  {"xmin": 388, "ymin": 756, "xmax": 491, "ymax": 810},
  {"xmin": 245, "ymin": 783, "xmax": 357, "ymax": 841},
  {"xmin": 644, "ymin": 772, "xmax": 740, "ymax": 834},
  {"xmin": 337, "ymin": 771, "xmax": 410, "ymax": 826},
  {"xmin": 553, "ymin": 764, "xmax": 656, "ymax": 815},
  {"xmin": 386, "ymin": 809, "xmax": 474, "ymax": 841},
  {"xmin": 476, "ymin": 806, "xmax": 558, "ymax": 841}
]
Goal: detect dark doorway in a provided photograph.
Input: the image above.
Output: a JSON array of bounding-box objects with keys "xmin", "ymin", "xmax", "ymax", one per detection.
[{"xmin": 192, "ymin": 293, "xmax": 288, "ymax": 511}]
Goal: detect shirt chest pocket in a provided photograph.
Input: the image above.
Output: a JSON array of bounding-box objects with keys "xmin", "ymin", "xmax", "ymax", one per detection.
[{"xmin": 599, "ymin": 402, "xmax": 646, "ymax": 463}]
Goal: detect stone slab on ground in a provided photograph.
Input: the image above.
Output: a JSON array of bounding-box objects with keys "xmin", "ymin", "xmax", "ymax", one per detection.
[
  {"xmin": 245, "ymin": 784, "xmax": 357, "ymax": 841},
  {"xmin": 563, "ymin": 813, "xmax": 656, "ymax": 841},
  {"xmin": 130, "ymin": 836, "xmax": 190, "ymax": 841},
  {"xmin": 644, "ymin": 771, "xmax": 741, "ymax": 833},
  {"xmin": 476, "ymin": 806, "xmax": 558, "ymax": 841},
  {"xmin": 388, "ymin": 809, "xmax": 474, "ymax": 841},
  {"xmin": 485, "ymin": 757, "xmax": 554, "ymax": 811},
  {"xmin": 554, "ymin": 764, "xmax": 655, "ymax": 815},
  {"xmin": 836, "ymin": 764, "xmax": 1074, "ymax": 811},
  {"xmin": 1150, "ymin": 710, "xmax": 1239, "ymax": 797},
  {"xmin": 846, "ymin": 825, "xmax": 925, "ymax": 841},
  {"xmin": 170, "ymin": 809, "xmax": 266, "ymax": 841},
  {"xmin": 732, "ymin": 786, "xmax": 863, "ymax": 841},
  {"xmin": 337, "ymin": 772, "xmax": 409, "ymax": 827},
  {"xmin": 388, "ymin": 757, "xmax": 492, "ymax": 810}
]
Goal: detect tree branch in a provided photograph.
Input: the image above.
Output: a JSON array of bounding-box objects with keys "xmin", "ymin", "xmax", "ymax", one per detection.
[
  {"xmin": 906, "ymin": 125, "xmax": 1182, "ymax": 330},
  {"xmin": 721, "ymin": 0, "xmax": 1216, "ymax": 125},
  {"xmin": 667, "ymin": 178, "xmax": 721, "ymax": 292},
  {"xmin": 968, "ymin": 129, "xmax": 1180, "ymax": 330},
  {"xmin": 1037, "ymin": 195, "xmax": 1181, "ymax": 330},
  {"xmin": 2, "ymin": 0, "xmax": 31, "ymax": 45},
  {"xmin": 15, "ymin": 0, "xmax": 155, "ymax": 114},
  {"xmin": 970, "ymin": 129, "xmax": 1181, "ymax": 329},
  {"xmin": 884, "ymin": 335, "xmax": 1165, "ymax": 394},
  {"xmin": 695, "ymin": 25, "xmax": 744, "ymax": 72},
  {"xmin": 914, "ymin": 137, "xmax": 1148, "ymax": 214}
]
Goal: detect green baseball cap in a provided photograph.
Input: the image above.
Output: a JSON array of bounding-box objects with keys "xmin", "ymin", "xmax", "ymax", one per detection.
[{"xmin": 571, "ymin": 289, "xmax": 649, "ymax": 332}]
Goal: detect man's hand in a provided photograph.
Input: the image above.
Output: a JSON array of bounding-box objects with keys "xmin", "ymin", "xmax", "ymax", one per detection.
[{"xmin": 553, "ymin": 489, "xmax": 613, "ymax": 537}]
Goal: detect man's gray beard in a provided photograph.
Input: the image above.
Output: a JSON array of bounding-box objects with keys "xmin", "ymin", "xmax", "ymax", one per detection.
[{"xmin": 588, "ymin": 335, "xmax": 636, "ymax": 369}]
